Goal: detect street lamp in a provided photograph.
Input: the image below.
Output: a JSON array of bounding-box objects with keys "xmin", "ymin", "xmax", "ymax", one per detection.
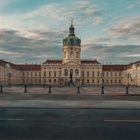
[
  {"xmin": 127, "ymin": 73, "xmax": 130, "ymax": 86},
  {"xmin": 136, "ymin": 67, "xmax": 138, "ymax": 87},
  {"xmin": 101, "ymin": 72, "xmax": 104, "ymax": 94},
  {"xmin": 126, "ymin": 73, "xmax": 130, "ymax": 95}
]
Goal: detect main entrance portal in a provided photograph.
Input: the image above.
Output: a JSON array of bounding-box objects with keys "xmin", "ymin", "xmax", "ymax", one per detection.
[{"xmin": 70, "ymin": 69, "xmax": 73, "ymax": 84}]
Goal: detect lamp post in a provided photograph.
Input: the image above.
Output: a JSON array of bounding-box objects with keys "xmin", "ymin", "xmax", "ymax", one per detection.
[
  {"xmin": 126, "ymin": 73, "xmax": 130, "ymax": 94},
  {"xmin": 136, "ymin": 68, "xmax": 138, "ymax": 87},
  {"xmin": 101, "ymin": 72, "xmax": 104, "ymax": 94},
  {"xmin": 127, "ymin": 73, "xmax": 130, "ymax": 86}
]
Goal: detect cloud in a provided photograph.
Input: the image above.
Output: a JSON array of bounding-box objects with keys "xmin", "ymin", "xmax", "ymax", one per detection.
[
  {"xmin": 128, "ymin": 1, "xmax": 140, "ymax": 9},
  {"xmin": 0, "ymin": 28, "xmax": 140, "ymax": 64},
  {"xmin": 106, "ymin": 16, "xmax": 140, "ymax": 41},
  {"xmin": 21, "ymin": 0, "xmax": 104, "ymax": 30},
  {"xmin": 82, "ymin": 37, "xmax": 111, "ymax": 51},
  {"xmin": 0, "ymin": 28, "xmax": 65, "ymax": 63},
  {"xmin": 81, "ymin": 37, "xmax": 140, "ymax": 64},
  {"xmin": 123, "ymin": 54, "xmax": 140, "ymax": 58}
]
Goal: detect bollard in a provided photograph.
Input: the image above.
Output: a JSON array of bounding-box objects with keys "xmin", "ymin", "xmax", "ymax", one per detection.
[
  {"xmin": 101, "ymin": 85, "xmax": 104, "ymax": 94},
  {"xmin": 24, "ymin": 85, "xmax": 27, "ymax": 93},
  {"xmin": 126, "ymin": 85, "xmax": 129, "ymax": 95},
  {"xmin": 48, "ymin": 85, "xmax": 51, "ymax": 94},
  {"xmin": 0, "ymin": 85, "xmax": 3, "ymax": 93},
  {"xmin": 77, "ymin": 86, "xmax": 80, "ymax": 94}
]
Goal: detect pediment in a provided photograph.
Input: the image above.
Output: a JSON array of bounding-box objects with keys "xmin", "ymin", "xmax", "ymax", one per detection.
[{"xmin": 62, "ymin": 61, "xmax": 81, "ymax": 66}]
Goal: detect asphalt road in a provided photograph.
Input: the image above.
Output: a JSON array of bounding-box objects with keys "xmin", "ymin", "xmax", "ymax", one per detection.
[{"xmin": 0, "ymin": 107, "xmax": 140, "ymax": 140}]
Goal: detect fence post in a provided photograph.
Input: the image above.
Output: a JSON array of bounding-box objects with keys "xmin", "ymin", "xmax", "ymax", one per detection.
[
  {"xmin": 101, "ymin": 85, "xmax": 104, "ymax": 94},
  {"xmin": 126, "ymin": 85, "xmax": 129, "ymax": 95},
  {"xmin": 77, "ymin": 86, "xmax": 80, "ymax": 94},
  {"xmin": 24, "ymin": 85, "xmax": 27, "ymax": 93},
  {"xmin": 48, "ymin": 85, "xmax": 51, "ymax": 94},
  {"xmin": 0, "ymin": 85, "xmax": 3, "ymax": 93}
]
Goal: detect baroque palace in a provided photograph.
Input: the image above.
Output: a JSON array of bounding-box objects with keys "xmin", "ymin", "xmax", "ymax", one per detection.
[{"xmin": 0, "ymin": 22, "xmax": 140, "ymax": 86}]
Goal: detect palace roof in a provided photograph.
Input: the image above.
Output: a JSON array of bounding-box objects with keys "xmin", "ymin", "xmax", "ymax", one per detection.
[
  {"xmin": 43, "ymin": 60, "xmax": 62, "ymax": 64},
  {"xmin": 18, "ymin": 64, "xmax": 41, "ymax": 71},
  {"xmin": 81, "ymin": 59, "xmax": 100, "ymax": 64},
  {"xmin": 103, "ymin": 65, "xmax": 126, "ymax": 71}
]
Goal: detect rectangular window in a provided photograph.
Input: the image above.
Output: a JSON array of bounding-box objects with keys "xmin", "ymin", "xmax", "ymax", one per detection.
[
  {"xmin": 119, "ymin": 72, "xmax": 121, "ymax": 76},
  {"xmin": 35, "ymin": 72, "xmax": 37, "ymax": 77},
  {"xmin": 106, "ymin": 72, "xmax": 108, "ymax": 77},
  {"xmin": 82, "ymin": 71, "xmax": 84, "ymax": 77},
  {"xmin": 97, "ymin": 72, "xmax": 100, "ymax": 77},
  {"xmin": 87, "ymin": 71, "xmax": 89, "ymax": 77},
  {"xmin": 54, "ymin": 71, "xmax": 56, "ymax": 77},
  {"xmin": 92, "ymin": 72, "xmax": 94, "ymax": 77},
  {"xmin": 44, "ymin": 71, "xmax": 46, "ymax": 77},
  {"xmin": 39, "ymin": 72, "xmax": 41, "ymax": 76},
  {"xmin": 26, "ymin": 72, "xmax": 29, "ymax": 77},
  {"xmin": 49, "ymin": 71, "xmax": 51, "ymax": 77}
]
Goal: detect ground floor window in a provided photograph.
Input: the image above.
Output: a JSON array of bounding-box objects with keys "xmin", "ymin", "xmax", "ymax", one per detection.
[
  {"xmin": 49, "ymin": 79, "xmax": 51, "ymax": 83},
  {"xmin": 44, "ymin": 79, "xmax": 46, "ymax": 83},
  {"xmin": 82, "ymin": 79, "xmax": 84, "ymax": 84}
]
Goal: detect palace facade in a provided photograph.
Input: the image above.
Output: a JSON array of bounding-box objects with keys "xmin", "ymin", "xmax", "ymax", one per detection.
[{"xmin": 0, "ymin": 22, "xmax": 140, "ymax": 86}]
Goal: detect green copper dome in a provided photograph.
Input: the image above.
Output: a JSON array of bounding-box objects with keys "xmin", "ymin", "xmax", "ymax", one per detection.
[{"xmin": 63, "ymin": 21, "xmax": 81, "ymax": 46}]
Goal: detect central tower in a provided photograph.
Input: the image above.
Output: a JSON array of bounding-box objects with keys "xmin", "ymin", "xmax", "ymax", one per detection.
[{"xmin": 62, "ymin": 20, "xmax": 81, "ymax": 64}]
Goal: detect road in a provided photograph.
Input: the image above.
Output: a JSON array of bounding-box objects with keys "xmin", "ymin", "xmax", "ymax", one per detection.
[
  {"xmin": 0, "ymin": 107, "xmax": 140, "ymax": 140},
  {"xmin": 0, "ymin": 93, "xmax": 140, "ymax": 140}
]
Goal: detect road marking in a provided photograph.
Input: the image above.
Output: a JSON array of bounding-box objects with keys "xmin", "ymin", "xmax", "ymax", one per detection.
[
  {"xmin": 0, "ymin": 118, "xmax": 24, "ymax": 121},
  {"xmin": 104, "ymin": 119, "xmax": 140, "ymax": 123}
]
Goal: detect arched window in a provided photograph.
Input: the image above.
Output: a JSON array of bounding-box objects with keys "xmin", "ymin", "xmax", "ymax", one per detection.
[
  {"xmin": 64, "ymin": 69, "xmax": 68, "ymax": 76},
  {"xmin": 70, "ymin": 69, "xmax": 73, "ymax": 75},
  {"xmin": 75, "ymin": 69, "xmax": 79, "ymax": 75}
]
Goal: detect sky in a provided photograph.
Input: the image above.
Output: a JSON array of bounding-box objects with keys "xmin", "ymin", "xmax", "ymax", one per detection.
[{"xmin": 0, "ymin": 0, "xmax": 140, "ymax": 64}]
